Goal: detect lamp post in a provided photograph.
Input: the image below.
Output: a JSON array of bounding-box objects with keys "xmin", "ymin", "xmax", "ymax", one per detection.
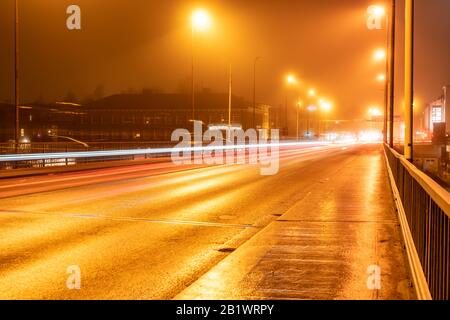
[
  {"xmin": 306, "ymin": 105, "xmax": 317, "ymax": 138},
  {"xmin": 319, "ymin": 100, "xmax": 333, "ymax": 138},
  {"xmin": 228, "ymin": 63, "xmax": 232, "ymax": 129},
  {"xmin": 296, "ymin": 101, "xmax": 302, "ymax": 140},
  {"xmin": 404, "ymin": 0, "xmax": 414, "ymax": 161},
  {"xmin": 373, "ymin": 47, "xmax": 388, "ymax": 144},
  {"xmin": 253, "ymin": 57, "xmax": 261, "ymax": 129},
  {"xmin": 14, "ymin": 0, "xmax": 19, "ymax": 152},
  {"xmin": 191, "ymin": 9, "xmax": 211, "ymax": 123},
  {"xmin": 370, "ymin": 4, "xmax": 395, "ymax": 146},
  {"xmin": 308, "ymin": 89, "xmax": 316, "ymax": 137},
  {"xmin": 285, "ymin": 74, "xmax": 298, "ymax": 138},
  {"xmin": 388, "ymin": 0, "xmax": 396, "ymax": 148}
]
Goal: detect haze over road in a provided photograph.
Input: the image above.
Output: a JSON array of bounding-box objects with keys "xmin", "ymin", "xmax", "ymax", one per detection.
[{"xmin": 0, "ymin": 143, "xmax": 407, "ymax": 299}]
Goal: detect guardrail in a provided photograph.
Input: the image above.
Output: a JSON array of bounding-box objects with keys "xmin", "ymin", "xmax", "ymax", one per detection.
[
  {"xmin": 384, "ymin": 144, "xmax": 449, "ymax": 300},
  {"xmin": 0, "ymin": 142, "xmax": 177, "ymax": 169},
  {"xmin": 0, "ymin": 141, "xmax": 176, "ymax": 154}
]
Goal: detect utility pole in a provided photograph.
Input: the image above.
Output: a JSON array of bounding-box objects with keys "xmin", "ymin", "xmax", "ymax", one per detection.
[
  {"xmin": 228, "ymin": 63, "xmax": 232, "ymax": 128},
  {"xmin": 404, "ymin": 0, "xmax": 414, "ymax": 161},
  {"xmin": 384, "ymin": 9, "xmax": 390, "ymax": 145},
  {"xmin": 14, "ymin": 0, "xmax": 19, "ymax": 152},
  {"xmin": 389, "ymin": 0, "xmax": 396, "ymax": 148},
  {"xmin": 284, "ymin": 96, "xmax": 288, "ymax": 137},
  {"xmin": 252, "ymin": 57, "xmax": 260, "ymax": 129},
  {"xmin": 296, "ymin": 103, "xmax": 299, "ymax": 140},
  {"xmin": 306, "ymin": 111, "xmax": 310, "ymax": 138},
  {"xmin": 191, "ymin": 24, "xmax": 195, "ymax": 123}
]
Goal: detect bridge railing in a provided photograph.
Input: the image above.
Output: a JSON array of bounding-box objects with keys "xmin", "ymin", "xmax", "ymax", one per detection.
[
  {"xmin": 384, "ymin": 144, "xmax": 449, "ymax": 300},
  {"xmin": 0, "ymin": 142, "xmax": 176, "ymax": 170},
  {"xmin": 0, "ymin": 141, "xmax": 176, "ymax": 154}
]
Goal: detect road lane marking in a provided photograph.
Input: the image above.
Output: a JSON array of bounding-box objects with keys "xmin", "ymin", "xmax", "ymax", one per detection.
[{"xmin": 0, "ymin": 209, "xmax": 259, "ymax": 229}]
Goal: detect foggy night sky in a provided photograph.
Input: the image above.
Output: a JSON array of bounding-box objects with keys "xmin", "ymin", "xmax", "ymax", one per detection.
[{"xmin": 0, "ymin": 0, "xmax": 449, "ymax": 119}]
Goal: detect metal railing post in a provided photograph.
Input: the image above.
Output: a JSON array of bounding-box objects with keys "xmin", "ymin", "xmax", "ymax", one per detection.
[{"xmin": 404, "ymin": 0, "xmax": 414, "ymax": 161}]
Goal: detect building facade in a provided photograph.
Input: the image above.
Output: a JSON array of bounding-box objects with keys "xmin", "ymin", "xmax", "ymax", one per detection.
[
  {"xmin": 423, "ymin": 86, "xmax": 450, "ymax": 136},
  {"xmin": 0, "ymin": 92, "xmax": 273, "ymax": 143}
]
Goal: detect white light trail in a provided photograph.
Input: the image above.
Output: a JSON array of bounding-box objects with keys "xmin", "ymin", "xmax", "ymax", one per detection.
[{"xmin": 0, "ymin": 141, "xmax": 340, "ymax": 162}]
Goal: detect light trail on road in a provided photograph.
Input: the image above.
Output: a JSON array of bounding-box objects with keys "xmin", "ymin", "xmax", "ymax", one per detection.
[{"xmin": 0, "ymin": 141, "xmax": 349, "ymax": 162}]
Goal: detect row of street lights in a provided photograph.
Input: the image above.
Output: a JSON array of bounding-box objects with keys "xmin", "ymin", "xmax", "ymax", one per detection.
[
  {"xmin": 368, "ymin": 47, "xmax": 387, "ymax": 119},
  {"xmin": 366, "ymin": 5, "xmax": 389, "ymax": 131},
  {"xmin": 367, "ymin": 3, "xmax": 401, "ymax": 152},
  {"xmin": 284, "ymin": 74, "xmax": 333, "ymax": 140}
]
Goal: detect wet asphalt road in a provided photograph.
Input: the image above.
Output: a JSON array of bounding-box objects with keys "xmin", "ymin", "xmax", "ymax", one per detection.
[{"xmin": 0, "ymin": 143, "xmax": 402, "ymax": 299}]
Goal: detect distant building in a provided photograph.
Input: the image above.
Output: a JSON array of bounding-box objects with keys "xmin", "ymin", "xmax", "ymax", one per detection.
[
  {"xmin": 0, "ymin": 102, "xmax": 85, "ymax": 143},
  {"xmin": 423, "ymin": 86, "xmax": 450, "ymax": 136},
  {"xmin": 0, "ymin": 92, "xmax": 274, "ymax": 143},
  {"xmin": 82, "ymin": 92, "xmax": 272, "ymax": 141}
]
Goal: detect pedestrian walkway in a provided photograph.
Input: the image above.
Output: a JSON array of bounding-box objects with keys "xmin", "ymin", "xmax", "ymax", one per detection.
[{"xmin": 176, "ymin": 145, "xmax": 416, "ymax": 300}]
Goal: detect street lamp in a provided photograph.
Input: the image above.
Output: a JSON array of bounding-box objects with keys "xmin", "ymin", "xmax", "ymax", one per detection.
[
  {"xmin": 287, "ymin": 74, "xmax": 297, "ymax": 85},
  {"xmin": 14, "ymin": 0, "xmax": 20, "ymax": 153},
  {"xmin": 192, "ymin": 9, "xmax": 211, "ymax": 31},
  {"xmin": 374, "ymin": 49, "xmax": 386, "ymax": 61},
  {"xmin": 320, "ymin": 100, "xmax": 332, "ymax": 112},
  {"xmin": 308, "ymin": 89, "xmax": 316, "ymax": 97},
  {"xmin": 190, "ymin": 9, "xmax": 211, "ymax": 123},
  {"xmin": 404, "ymin": 0, "xmax": 413, "ymax": 160},
  {"xmin": 296, "ymin": 101, "xmax": 303, "ymax": 140},
  {"xmin": 368, "ymin": 5, "xmax": 394, "ymax": 146},
  {"xmin": 372, "ymin": 5, "xmax": 386, "ymax": 17},
  {"xmin": 377, "ymin": 74, "xmax": 386, "ymax": 82},
  {"xmin": 285, "ymin": 74, "xmax": 298, "ymax": 137},
  {"xmin": 253, "ymin": 57, "xmax": 261, "ymax": 128},
  {"xmin": 369, "ymin": 107, "xmax": 383, "ymax": 117},
  {"xmin": 306, "ymin": 105, "xmax": 317, "ymax": 138},
  {"xmin": 318, "ymin": 100, "xmax": 332, "ymax": 137}
]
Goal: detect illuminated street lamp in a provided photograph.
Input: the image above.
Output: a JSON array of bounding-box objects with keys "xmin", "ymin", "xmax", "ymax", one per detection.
[
  {"xmin": 308, "ymin": 89, "xmax": 316, "ymax": 97},
  {"xmin": 191, "ymin": 9, "xmax": 211, "ymax": 123},
  {"xmin": 377, "ymin": 73, "xmax": 386, "ymax": 82},
  {"xmin": 287, "ymin": 74, "xmax": 297, "ymax": 85},
  {"xmin": 320, "ymin": 100, "xmax": 333, "ymax": 112},
  {"xmin": 371, "ymin": 5, "xmax": 386, "ymax": 18},
  {"xmin": 368, "ymin": 4, "xmax": 396, "ymax": 146},
  {"xmin": 192, "ymin": 9, "xmax": 211, "ymax": 31},
  {"xmin": 368, "ymin": 107, "xmax": 383, "ymax": 117},
  {"xmin": 374, "ymin": 49, "xmax": 386, "ymax": 61}
]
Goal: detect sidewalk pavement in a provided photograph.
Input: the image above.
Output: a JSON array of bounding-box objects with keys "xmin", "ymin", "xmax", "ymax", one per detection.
[{"xmin": 175, "ymin": 145, "xmax": 416, "ymax": 300}]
